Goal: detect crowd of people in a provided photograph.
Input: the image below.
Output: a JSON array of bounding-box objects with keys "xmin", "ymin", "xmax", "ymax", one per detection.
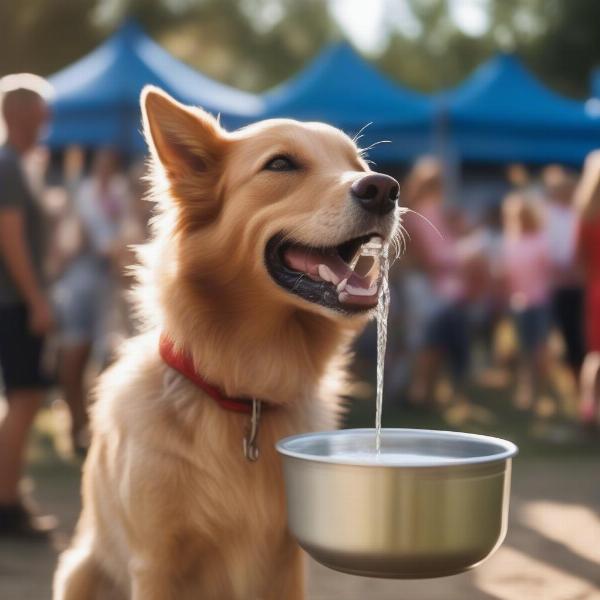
[
  {"xmin": 385, "ymin": 154, "xmax": 600, "ymax": 429},
  {"xmin": 1, "ymin": 73, "xmax": 600, "ymax": 540}
]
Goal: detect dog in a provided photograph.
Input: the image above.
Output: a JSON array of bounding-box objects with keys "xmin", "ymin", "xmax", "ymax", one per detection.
[{"xmin": 53, "ymin": 86, "xmax": 400, "ymax": 600}]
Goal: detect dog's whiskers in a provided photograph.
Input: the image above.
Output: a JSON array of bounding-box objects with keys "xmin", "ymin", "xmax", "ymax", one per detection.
[
  {"xmin": 401, "ymin": 207, "xmax": 444, "ymax": 240},
  {"xmin": 357, "ymin": 140, "xmax": 391, "ymax": 164},
  {"xmin": 388, "ymin": 223, "xmax": 409, "ymax": 265},
  {"xmin": 352, "ymin": 122, "xmax": 373, "ymax": 145}
]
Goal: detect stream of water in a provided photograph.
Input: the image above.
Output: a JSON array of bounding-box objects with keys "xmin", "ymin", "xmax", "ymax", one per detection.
[{"xmin": 375, "ymin": 246, "xmax": 390, "ymax": 454}]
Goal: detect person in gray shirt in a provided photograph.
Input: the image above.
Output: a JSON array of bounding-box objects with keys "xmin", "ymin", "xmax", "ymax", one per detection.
[{"xmin": 0, "ymin": 74, "xmax": 56, "ymax": 539}]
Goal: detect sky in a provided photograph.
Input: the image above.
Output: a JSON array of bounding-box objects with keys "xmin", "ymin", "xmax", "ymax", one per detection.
[{"xmin": 329, "ymin": 0, "xmax": 490, "ymax": 54}]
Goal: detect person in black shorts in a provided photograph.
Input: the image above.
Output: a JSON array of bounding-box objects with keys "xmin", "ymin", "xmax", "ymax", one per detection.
[{"xmin": 0, "ymin": 74, "xmax": 56, "ymax": 538}]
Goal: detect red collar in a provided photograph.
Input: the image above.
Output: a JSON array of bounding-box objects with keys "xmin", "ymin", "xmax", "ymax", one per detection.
[{"xmin": 159, "ymin": 335, "xmax": 258, "ymax": 415}]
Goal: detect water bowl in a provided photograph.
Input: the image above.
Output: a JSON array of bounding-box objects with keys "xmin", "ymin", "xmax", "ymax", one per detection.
[{"xmin": 276, "ymin": 428, "xmax": 517, "ymax": 579}]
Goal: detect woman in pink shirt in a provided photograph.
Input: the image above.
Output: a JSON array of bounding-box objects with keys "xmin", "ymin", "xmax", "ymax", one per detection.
[
  {"xmin": 403, "ymin": 158, "xmax": 471, "ymax": 406},
  {"xmin": 501, "ymin": 193, "xmax": 552, "ymax": 409}
]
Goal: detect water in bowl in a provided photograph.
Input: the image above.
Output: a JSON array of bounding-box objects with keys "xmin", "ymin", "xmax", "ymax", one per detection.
[{"xmin": 328, "ymin": 451, "xmax": 464, "ymax": 466}]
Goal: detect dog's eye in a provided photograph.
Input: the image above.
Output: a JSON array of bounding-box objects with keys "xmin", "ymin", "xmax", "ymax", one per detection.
[{"xmin": 263, "ymin": 155, "xmax": 298, "ymax": 172}]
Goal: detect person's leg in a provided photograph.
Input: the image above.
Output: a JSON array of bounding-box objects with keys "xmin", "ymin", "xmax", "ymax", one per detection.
[
  {"xmin": 0, "ymin": 386, "xmax": 56, "ymax": 538},
  {"xmin": 54, "ymin": 278, "xmax": 96, "ymax": 453},
  {"xmin": 531, "ymin": 306, "xmax": 555, "ymax": 405},
  {"xmin": 532, "ymin": 342, "xmax": 551, "ymax": 410},
  {"xmin": 58, "ymin": 341, "xmax": 92, "ymax": 445},
  {"xmin": 0, "ymin": 388, "xmax": 43, "ymax": 504},
  {"xmin": 513, "ymin": 308, "xmax": 535, "ymax": 409},
  {"xmin": 580, "ymin": 352, "xmax": 600, "ymax": 426},
  {"xmin": 408, "ymin": 348, "xmax": 440, "ymax": 406},
  {"xmin": 447, "ymin": 304, "xmax": 471, "ymax": 400},
  {"xmin": 408, "ymin": 303, "xmax": 446, "ymax": 407},
  {"xmin": 0, "ymin": 304, "xmax": 55, "ymax": 537},
  {"xmin": 553, "ymin": 287, "xmax": 585, "ymax": 375}
]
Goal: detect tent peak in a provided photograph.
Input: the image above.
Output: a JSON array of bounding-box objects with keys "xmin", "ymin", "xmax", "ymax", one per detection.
[
  {"xmin": 320, "ymin": 40, "xmax": 384, "ymax": 71},
  {"xmin": 485, "ymin": 52, "xmax": 528, "ymax": 74},
  {"xmin": 112, "ymin": 18, "xmax": 145, "ymax": 45},
  {"xmin": 325, "ymin": 40, "xmax": 359, "ymax": 54}
]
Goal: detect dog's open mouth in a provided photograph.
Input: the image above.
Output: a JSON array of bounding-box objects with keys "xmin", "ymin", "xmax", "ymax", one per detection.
[{"xmin": 265, "ymin": 233, "xmax": 385, "ymax": 313}]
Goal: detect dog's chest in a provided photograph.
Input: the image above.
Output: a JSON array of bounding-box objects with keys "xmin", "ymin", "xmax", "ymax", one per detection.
[
  {"xmin": 191, "ymin": 434, "xmax": 288, "ymax": 527},
  {"xmin": 171, "ymin": 437, "xmax": 291, "ymax": 590}
]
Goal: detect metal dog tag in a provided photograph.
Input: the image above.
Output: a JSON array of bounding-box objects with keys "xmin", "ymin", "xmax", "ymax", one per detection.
[{"xmin": 243, "ymin": 398, "xmax": 262, "ymax": 462}]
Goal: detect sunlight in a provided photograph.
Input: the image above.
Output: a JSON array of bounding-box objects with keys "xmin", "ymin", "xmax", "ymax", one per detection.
[
  {"xmin": 522, "ymin": 501, "xmax": 600, "ymax": 565},
  {"xmin": 330, "ymin": 0, "xmax": 491, "ymax": 53},
  {"xmin": 474, "ymin": 545, "xmax": 598, "ymax": 599},
  {"xmin": 329, "ymin": 0, "xmax": 387, "ymax": 53},
  {"xmin": 449, "ymin": 0, "xmax": 490, "ymax": 37}
]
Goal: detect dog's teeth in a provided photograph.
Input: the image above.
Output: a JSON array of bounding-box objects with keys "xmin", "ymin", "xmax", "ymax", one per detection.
[
  {"xmin": 338, "ymin": 291, "xmax": 349, "ymax": 303},
  {"xmin": 346, "ymin": 283, "xmax": 379, "ymax": 296},
  {"xmin": 318, "ymin": 264, "xmax": 340, "ymax": 285},
  {"xmin": 336, "ymin": 278, "xmax": 348, "ymax": 293},
  {"xmin": 317, "ymin": 264, "xmax": 332, "ymax": 282}
]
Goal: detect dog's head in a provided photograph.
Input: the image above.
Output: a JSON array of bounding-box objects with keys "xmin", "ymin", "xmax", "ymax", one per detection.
[{"xmin": 142, "ymin": 87, "xmax": 400, "ymax": 324}]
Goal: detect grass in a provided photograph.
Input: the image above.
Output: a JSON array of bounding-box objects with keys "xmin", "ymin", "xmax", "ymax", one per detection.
[{"xmin": 344, "ymin": 363, "xmax": 600, "ymax": 461}]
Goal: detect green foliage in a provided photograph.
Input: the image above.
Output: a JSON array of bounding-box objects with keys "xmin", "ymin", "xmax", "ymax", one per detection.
[
  {"xmin": 378, "ymin": 0, "xmax": 599, "ymax": 97},
  {"xmin": 0, "ymin": 0, "xmax": 103, "ymax": 76},
  {"xmin": 155, "ymin": 0, "xmax": 341, "ymax": 91},
  {"xmin": 0, "ymin": 0, "xmax": 598, "ymax": 98},
  {"xmin": 525, "ymin": 0, "xmax": 600, "ymax": 97}
]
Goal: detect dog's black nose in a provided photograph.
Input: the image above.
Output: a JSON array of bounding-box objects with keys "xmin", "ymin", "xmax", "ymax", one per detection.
[{"xmin": 351, "ymin": 173, "xmax": 399, "ymax": 215}]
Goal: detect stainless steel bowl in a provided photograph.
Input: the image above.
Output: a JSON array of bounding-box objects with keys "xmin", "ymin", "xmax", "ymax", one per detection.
[{"xmin": 276, "ymin": 428, "xmax": 517, "ymax": 579}]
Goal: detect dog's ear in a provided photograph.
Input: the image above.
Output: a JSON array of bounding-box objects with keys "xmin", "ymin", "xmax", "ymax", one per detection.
[{"xmin": 141, "ymin": 86, "xmax": 225, "ymax": 180}]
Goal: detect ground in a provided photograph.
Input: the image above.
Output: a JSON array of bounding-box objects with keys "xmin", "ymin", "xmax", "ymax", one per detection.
[{"xmin": 1, "ymin": 367, "xmax": 600, "ymax": 600}]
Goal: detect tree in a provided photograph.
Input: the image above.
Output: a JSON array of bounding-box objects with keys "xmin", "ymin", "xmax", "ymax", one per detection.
[
  {"xmin": 0, "ymin": 0, "xmax": 102, "ymax": 76},
  {"xmin": 377, "ymin": 0, "xmax": 599, "ymax": 98},
  {"xmin": 155, "ymin": 0, "xmax": 340, "ymax": 91},
  {"xmin": 525, "ymin": 0, "xmax": 600, "ymax": 97},
  {"xmin": 0, "ymin": 0, "xmax": 599, "ymax": 98}
]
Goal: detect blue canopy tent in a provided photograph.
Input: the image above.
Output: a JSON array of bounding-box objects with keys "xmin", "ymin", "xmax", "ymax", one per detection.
[
  {"xmin": 592, "ymin": 68, "xmax": 600, "ymax": 98},
  {"xmin": 262, "ymin": 43, "xmax": 434, "ymax": 163},
  {"xmin": 586, "ymin": 69, "xmax": 600, "ymax": 121},
  {"xmin": 47, "ymin": 21, "xmax": 263, "ymax": 153},
  {"xmin": 439, "ymin": 54, "xmax": 600, "ymax": 165}
]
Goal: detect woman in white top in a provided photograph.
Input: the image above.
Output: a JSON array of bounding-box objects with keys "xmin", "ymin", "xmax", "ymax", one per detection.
[
  {"xmin": 542, "ymin": 165, "xmax": 585, "ymax": 376},
  {"xmin": 53, "ymin": 148, "xmax": 133, "ymax": 454}
]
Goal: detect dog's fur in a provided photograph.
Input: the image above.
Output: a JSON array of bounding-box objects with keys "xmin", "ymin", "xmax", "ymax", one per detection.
[{"xmin": 53, "ymin": 87, "xmax": 398, "ymax": 600}]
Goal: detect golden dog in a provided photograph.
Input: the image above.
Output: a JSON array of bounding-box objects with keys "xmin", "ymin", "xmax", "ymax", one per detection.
[{"xmin": 53, "ymin": 86, "xmax": 400, "ymax": 600}]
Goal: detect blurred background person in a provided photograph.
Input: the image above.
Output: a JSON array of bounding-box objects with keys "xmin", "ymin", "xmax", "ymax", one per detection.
[
  {"xmin": 505, "ymin": 163, "xmax": 534, "ymax": 194},
  {"xmin": 455, "ymin": 202, "xmax": 505, "ymax": 379},
  {"xmin": 118, "ymin": 158, "xmax": 152, "ymax": 337},
  {"xmin": 542, "ymin": 165, "xmax": 585, "ymax": 380},
  {"xmin": 0, "ymin": 74, "xmax": 56, "ymax": 538},
  {"xmin": 403, "ymin": 157, "xmax": 471, "ymax": 407},
  {"xmin": 52, "ymin": 147, "xmax": 133, "ymax": 454},
  {"xmin": 575, "ymin": 150, "xmax": 600, "ymax": 428},
  {"xmin": 501, "ymin": 192, "xmax": 552, "ymax": 410}
]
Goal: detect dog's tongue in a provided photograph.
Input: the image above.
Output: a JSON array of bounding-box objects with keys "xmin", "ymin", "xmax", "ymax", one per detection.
[
  {"xmin": 283, "ymin": 246, "xmax": 380, "ymax": 307},
  {"xmin": 284, "ymin": 247, "xmax": 350, "ymax": 280}
]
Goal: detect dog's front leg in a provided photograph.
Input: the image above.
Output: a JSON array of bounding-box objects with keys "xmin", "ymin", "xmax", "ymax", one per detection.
[{"xmin": 265, "ymin": 541, "xmax": 305, "ymax": 600}]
